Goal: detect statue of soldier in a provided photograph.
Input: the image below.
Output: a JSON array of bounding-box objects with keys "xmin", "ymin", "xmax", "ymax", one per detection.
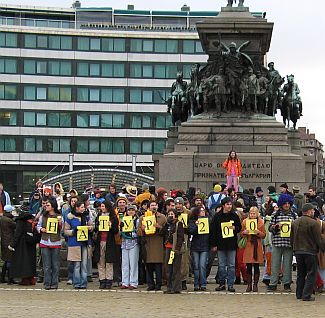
[
  {"xmin": 256, "ymin": 70, "xmax": 269, "ymax": 113},
  {"xmin": 227, "ymin": 0, "xmax": 244, "ymax": 7},
  {"xmin": 267, "ymin": 62, "xmax": 284, "ymax": 116},
  {"xmin": 199, "ymin": 71, "xmax": 215, "ymax": 113},
  {"xmin": 212, "ymin": 67, "xmax": 228, "ymax": 117},
  {"xmin": 246, "ymin": 67, "xmax": 258, "ymax": 113}
]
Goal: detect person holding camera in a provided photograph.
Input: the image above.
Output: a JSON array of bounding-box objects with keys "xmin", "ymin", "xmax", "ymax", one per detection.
[{"xmin": 267, "ymin": 193, "xmax": 298, "ymax": 292}]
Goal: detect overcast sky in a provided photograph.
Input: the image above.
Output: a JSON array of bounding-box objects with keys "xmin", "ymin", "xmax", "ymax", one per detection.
[{"xmin": 3, "ymin": 0, "xmax": 325, "ymax": 144}]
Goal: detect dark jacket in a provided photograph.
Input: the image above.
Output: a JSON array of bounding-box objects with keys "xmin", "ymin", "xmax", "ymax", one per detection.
[
  {"xmin": 0, "ymin": 212, "xmax": 16, "ymax": 261},
  {"xmin": 93, "ymin": 214, "xmax": 119, "ymax": 264},
  {"xmin": 162, "ymin": 219, "xmax": 185, "ymax": 253},
  {"xmin": 189, "ymin": 217, "xmax": 210, "ymax": 252},
  {"xmin": 291, "ymin": 215, "xmax": 325, "ymax": 255},
  {"xmin": 209, "ymin": 210, "xmax": 241, "ymax": 251},
  {"xmin": 10, "ymin": 213, "xmax": 37, "ymax": 278}
]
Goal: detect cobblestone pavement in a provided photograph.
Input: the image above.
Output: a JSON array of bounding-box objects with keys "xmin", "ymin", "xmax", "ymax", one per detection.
[{"xmin": 0, "ymin": 281, "xmax": 324, "ymax": 317}]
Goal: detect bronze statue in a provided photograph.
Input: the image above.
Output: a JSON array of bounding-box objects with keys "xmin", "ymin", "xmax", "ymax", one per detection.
[
  {"xmin": 266, "ymin": 62, "xmax": 284, "ymax": 116},
  {"xmin": 227, "ymin": 0, "xmax": 244, "ymax": 7},
  {"xmin": 187, "ymin": 64, "xmax": 203, "ymax": 116},
  {"xmin": 256, "ymin": 71, "xmax": 269, "ymax": 113}
]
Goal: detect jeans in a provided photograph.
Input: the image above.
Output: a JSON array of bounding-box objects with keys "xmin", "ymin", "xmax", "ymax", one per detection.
[
  {"xmin": 296, "ymin": 254, "xmax": 317, "ymax": 300},
  {"xmin": 67, "ymin": 261, "xmax": 74, "ymax": 280},
  {"xmin": 41, "ymin": 247, "xmax": 60, "ymax": 288},
  {"xmin": 192, "ymin": 251, "xmax": 208, "ymax": 287},
  {"xmin": 270, "ymin": 246, "xmax": 293, "ymax": 286},
  {"xmin": 73, "ymin": 246, "xmax": 88, "ymax": 288},
  {"xmin": 319, "ymin": 268, "xmax": 325, "ymax": 288},
  {"xmin": 217, "ymin": 249, "xmax": 236, "ymax": 287},
  {"xmin": 122, "ymin": 245, "xmax": 139, "ymax": 287}
]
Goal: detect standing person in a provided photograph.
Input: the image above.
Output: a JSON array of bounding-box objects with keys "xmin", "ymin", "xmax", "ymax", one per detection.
[
  {"xmin": 207, "ymin": 184, "xmax": 225, "ymax": 217},
  {"xmin": 210, "ymin": 197, "xmax": 242, "ymax": 292},
  {"xmin": 0, "ymin": 205, "xmax": 16, "ymax": 283},
  {"xmin": 306, "ymin": 186, "xmax": 324, "ymax": 213},
  {"xmin": 120, "ymin": 205, "xmax": 140, "ymax": 289},
  {"xmin": 0, "ymin": 183, "xmax": 11, "ymax": 215},
  {"xmin": 267, "ymin": 193, "xmax": 298, "ymax": 292},
  {"xmin": 291, "ymin": 203, "xmax": 325, "ymax": 301},
  {"xmin": 222, "ymin": 151, "xmax": 242, "ymax": 192},
  {"xmin": 156, "ymin": 188, "xmax": 168, "ymax": 214},
  {"xmin": 138, "ymin": 201, "xmax": 167, "ymax": 291},
  {"xmin": 93, "ymin": 200, "xmax": 119, "ymax": 289},
  {"xmin": 29, "ymin": 191, "xmax": 41, "ymax": 215},
  {"xmin": 241, "ymin": 207, "xmax": 266, "ymax": 292},
  {"xmin": 37, "ymin": 199, "xmax": 62, "ymax": 290},
  {"xmin": 64, "ymin": 201, "xmax": 93, "ymax": 289},
  {"xmin": 135, "ymin": 183, "xmax": 155, "ymax": 206},
  {"xmin": 162, "ymin": 208, "xmax": 184, "ymax": 294},
  {"xmin": 105, "ymin": 184, "xmax": 118, "ymax": 205},
  {"xmin": 189, "ymin": 207, "xmax": 209, "ymax": 291},
  {"xmin": 255, "ymin": 187, "xmax": 265, "ymax": 215}
]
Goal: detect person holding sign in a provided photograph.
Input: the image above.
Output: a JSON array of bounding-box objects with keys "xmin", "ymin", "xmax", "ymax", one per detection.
[
  {"xmin": 137, "ymin": 201, "xmax": 167, "ymax": 291},
  {"xmin": 241, "ymin": 207, "xmax": 266, "ymax": 292},
  {"xmin": 267, "ymin": 193, "xmax": 297, "ymax": 292},
  {"xmin": 210, "ymin": 197, "xmax": 241, "ymax": 292},
  {"xmin": 93, "ymin": 200, "xmax": 119, "ymax": 289},
  {"xmin": 189, "ymin": 207, "xmax": 210, "ymax": 291},
  {"xmin": 64, "ymin": 201, "xmax": 93, "ymax": 289},
  {"xmin": 291, "ymin": 203, "xmax": 325, "ymax": 301},
  {"xmin": 120, "ymin": 205, "xmax": 140, "ymax": 289},
  {"xmin": 36, "ymin": 199, "xmax": 62, "ymax": 290},
  {"xmin": 161, "ymin": 208, "xmax": 184, "ymax": 294}
]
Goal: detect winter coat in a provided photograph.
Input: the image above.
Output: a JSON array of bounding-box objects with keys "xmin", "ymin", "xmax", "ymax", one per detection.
[
  {"xmin": 317, "ymin": 220, "xmax": 325, "ymax": 269},
  {"xmin": 10, "ymin": 213, "xmax": 37, "ymax": 278},
  {"xmin": 188, "ymin": 218, "xmax": 210, "ymax": 252},
  {"xmin": 222, "ymin": 158, "xmax": 242, "ymax": 177},
  {"xmin": 0, "ymin": 212, "xmax": 16, "ymax": 261},
  {"xmin": 93, "ymin": 214, "xmax": 119, "ymax": 264},
  {"xmin": 241, "ymin": 218, "xmax": 266, "ymax": 264}
]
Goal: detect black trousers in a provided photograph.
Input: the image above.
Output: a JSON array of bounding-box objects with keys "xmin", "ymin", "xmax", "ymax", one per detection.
[
  {"xmin": 146, "ymin": 263, "xmax": 162, "ymax": 289},
  {"xmin": 166, "ymin": 249, "xmax": 182, "ymax": 292},
  {"xmin": 295, "ymin": 254, "xmax": 317, "ymax": 300}
]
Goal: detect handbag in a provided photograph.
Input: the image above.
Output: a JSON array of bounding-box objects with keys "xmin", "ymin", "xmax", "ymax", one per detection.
[{"xmin": 237, "ymin": 235, "xmax": 247, "ymax": 249}]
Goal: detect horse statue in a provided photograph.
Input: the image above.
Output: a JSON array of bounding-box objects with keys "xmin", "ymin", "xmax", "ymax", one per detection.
[
  {"xmin": 227, "ymin": 0, "xmax": 244, "ymax": 7},
  {"xmin": 167, "ymin": 71, "xmax": 189, "ymax": 125},
  {"xmin": 281, "ymin": 74, "xmax": 301, "ymax": 130},
  {"xmin": 187, "ymin": 63, "xmax": 203, "ymax": 116},
  {"xmin": 266, "ymin": 62, "xmax": 284, "ymax": 116}
]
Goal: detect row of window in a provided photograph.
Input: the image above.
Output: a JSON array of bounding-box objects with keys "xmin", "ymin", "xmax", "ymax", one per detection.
[
  {"xmin": 1, "ymin": 32, "xmax": 204, "ymax": 54},
  {"xmin": 1, "ymin": 57, "xmax": 199, "ymax": 79},
  {"xmin": 0, "ymin": 137, "xmax": 166, "ymax": 154},
  {"xmin": 0, "ymin": 111, "xmax": 172, "ymax": 129},
  {"xmin": 0, "ymin": 84, "xmax": 170, "ymax": 103}
]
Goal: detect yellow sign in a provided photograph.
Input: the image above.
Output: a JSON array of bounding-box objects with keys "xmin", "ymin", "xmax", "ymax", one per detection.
[
  {"xmin": 280, "ymin": 221, "xmax": 291, "ymax": 238},
  {"xmin": 246, "ymin": 219, "xmax": 258, "ymax": 235},
  {"xmin": 46, "ymin": 217, "xmax": 58, "ymax": 234},
  {"xmin": 178, "ymin": 213, "xmax": 188, "ymax": 228},
  {"xmin": 98, "ymin": 216, "xmax": 110, "ymax": 232},
  {"xmin": 198, "ymin": 218, "xmax": 209, "ymax": 234},
  {"xmin": 143, "ymin": 215, "xmax": 156, "ymax": 235},
  {"xmin": 168, "ymin": 250, "xmax": 175, "ymax": 265},
  {"xmin": 221, "ymin": 221, "xmax": 234, "ymax": 238},
  {"xmin": 122, "ymin": 216, "xmax": 134, "ymax": 232},
  {"xmin": 77, "ymin": 226, "xmax": 89, "ymax": 241}
]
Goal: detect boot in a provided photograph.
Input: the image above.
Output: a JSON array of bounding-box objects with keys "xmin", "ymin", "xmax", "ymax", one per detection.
[
  {"xmin": 245, "ymin": 273, "xmax": 252, "ymax": 292},
  {"xmin": 253, "ymin": 272, "xmax": 260, "ymax": 292},
  {"xmin": 106, "ymin": 280, "xmax": 112, "ymax": 289},
  {"xmin": 1, "ymin": 262, "xmax": 7, "ymax": 283},
  {"xmin": 99, "ymin": 280, "xmax": 106, "ymax": 289}
]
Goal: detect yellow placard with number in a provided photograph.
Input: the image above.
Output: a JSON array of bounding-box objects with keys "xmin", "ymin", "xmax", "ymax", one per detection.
[
  {"xmin": 122, "ymin": 216, "xmax": 134, "ymax": 232},
  {"xmin": 168, "ymin": 250, "xmax": 175, "ymax": 265},
  {"xmin": 280, "ymin": 221, "xmax": 291, "ymax": 238},
  {"xmin": 77, "ymin": 226, "xmax": 89, "ymax": 241},
  {"xmin": 198, "ymin": 217, "xmax": 209, "ymax": 234},
  {"xmin": 221, "ymin": 221, "xmax": 234, "ymax": 238},
  {"xmin": 143, "ymin": 215, "xmax": 156, "ymax": 235},
  {"xmin": 98, "ymin": 216, "xmax": 110, "ymax": 232},
  {"xmin": 178, "ymin": 213, "xmax": 188, "ymax": 228},
  {"xmin": 246, "ymin": 219, "xmax": 258, "ymax": 235},
  {"xmin": 46, "ymin": 217, "xmax": 58, "ymax": 234}
]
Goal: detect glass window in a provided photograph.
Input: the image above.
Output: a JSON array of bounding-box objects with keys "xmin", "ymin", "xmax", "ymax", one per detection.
[
  {"xmin": 36, "ymin": 113, "xmax": 46, "ymax": 126},
  {"xmin": 24, "ymin": 112, "xmax": 35, "ymax": 126},
  {"xmin": 77, "ymin": 140, "xmax": 88, "ymax": 153},
  {"xmin": 143, "ymin": 40, "xmax": 153, "ymax": 52},
  {"xmin": 90, "ymin": 38, "xmax": 100, "ymax": 51},
  {"xmin": 112, "ymin": 114, "xmax": 124, "ymax": 128},
  {"xmin": 24, "ymin": 138, "xmax": 35, "ymax": 152},
  {"xmin": 60, "ymin": 139, "xmax": 71, "ymax": 152},
  {"xmin": 89, "ymin": 88, "xmax": 100, "ymax": 102},
  {"xmin": 154, "ymin": 65, "xmax": 165, "ymax": 78},
  {"xmin": 61, "ymin": 36, "xmax": 72, "ymax": 50},
  {"xmin": 101, "ymin": 140, "xmax": 112, "ymax": 153},
  {"xmin": 48, "ymin": 113, "xmax": 59, "ymax": 126},
  {"xmin": 5, "ymin": 33, "xmax": 17, "ymax": 47},
  {"xmin": 0, "ymin": 85, "xmax": 4, "ymax": 99},
  {"xmin": 101, "ymin": 89, "xmax": 112, "ymax": 102},
  {"xmin": 143, "ymin": 115, "xmax": 151, "ymax": 128},
  {"xmin": 60, "ymin": 62, "xmax": 72, "ymax": 76},
  {"xmin": 130, "ymin": 64, "xmax": 142, "ymax": 78},
  {"xmin": 48, "ymin": 61, "xmax": 60, "ymax": 75},
  {"xmin": 113, "ymin": 140, "xmax": 124, "ymax": 153},
  {"xmin": 183, "ymin": 64, "xmax": 192, "ymax": 79},
  {"xmin": 195, "ymin": 41, "xmax": 203, "ymax": 53},
  {"xmin": 102, "ymin": 38, "xmax": 114, "ymax": 52},
  {"xmin": 49, "ymin": 36, "xmax": 60, "ymax": 49},
  {"xmin": 143, "ymin": 65, "xmax": 153, "ymax": 78},
  {"xmin": 77, "ymin": 114, "xmax": 88, "ymax": 127},
  {"xmin": 143, "ymin": 90, "xmax": 153, "ymax": 103},
  {"xmin": 25, "ymin": 34, "xmax": 37, "ymax": 48},
  {"xmin": 36, "ymin": 87, "xmax": 47, "ymax": 100},
  {"xmin": 77, "ymin": 88, "xmax": 88, "ymax": 102},
  {"xmin": 101, "ymin": 114, "xmax": 112, "ymax": 128},
  {"xmin": 183, "ymin": 40, "xmax": 194, "ymax": 53},
  {"xmin": 167, "ymin": 40, "xmax": 178, "ymax": 53},
  {"xmin": 130, "ymin": 115, "xmax": 141, "ymax": 128},
  {"xmin": 0, "ymin": 138, "xmax": 16, "ymax": 151},
  {"xmin": 60, "ymin": 113, "xmax": 71, "ymax": 127},
  {"xmin": 0, "ymin": 111, "xmax": 17, "ymax": 126},
  {"xmin": 24, "ymin": 86, "xmax": 36, "ymax": 100},
  {"xmin": 166, "ymin": 65, "xmax": 177, "ymax": 79},
  {"xmin": 48, "ymin": 87, "xmax": 60, "ymax": 101},
  {"xmin": 130, "ymin": 89, "xmax": 141, "ymax": 103},
  {"xmin": 113, "ymin": 89, "xmax": 124, "ymax": 103},
  {"xmin": 114, "ymin": 39, "xmax": 125, "ymax": 52},
  {"xmin": 154, "ymin": 140, "xmax": 166, "ymax": 153},
  {"xmin": 36, "ymin": 61, "xmax": 47, "ymax": 74},
  {"xmin": 1, "ymin": 59, "xmax": 17, "ymax": 73},
  {"xmin": 102, "ymin": 64, "xmax": 113, "ymax": 77},
  {"xmin": 77, "ymin": 37, "xmax": 89, "ymax": 50},
  {"xmin": 60, "ymin": 87, "xmax": 72, "ymax": 102},
  {"xmin": 24, "ymin": 60, "xmax": 36, "ymax": 74},
  {"xmin": 89, "ymin": 64, "xmax": 100, "ymax": 77},
  {"xmin": 155, "ymin": 115, "xmax": 166, "ymax": 128},
  {"xmin": 4, "ymin": 85, "xmax": 16, "ymax": 100},
  {"xmin": 0, "ymin": 59, "xmax": 4, "ymax": 73},
  {"xmin": 77, "ymin": 63, "xmax": 89, "ymax": 76},
  {"xmin": 130, "ymin": 39, "xmax": 142, "ymax": 52},
  {"xmin": 155, "ymin": 40, "xmax": 166, "ymax": 53},
  {"xmin": 89, "ymin": 140, "xmax": 99, "ymax": 152},
  {"xmin": 113, "ymin": 64, "xmax": 124, "ymax": 77},
  {"xmin": 143, "ymin": 140, "xmax": 152, "ymax": 153},
  {"xmin": 154, "ymin": 89, "xmax": 168, "ymax": 104},
  {"xmin": 89, "ymin": 114, "xmax": 99, "ymax": 127},
  {"xmin": 130, "ymin": 140, "xmax": 141, "ymax": 153},
  {"xmin": 37, "ymin": 35, "xmax": 48, "ymax": 48}
]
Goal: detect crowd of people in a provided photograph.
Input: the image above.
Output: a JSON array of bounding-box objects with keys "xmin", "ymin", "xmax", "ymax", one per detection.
[{"xmin": 1, "ymin": 179, "xmax": 325, "ymax": 301}]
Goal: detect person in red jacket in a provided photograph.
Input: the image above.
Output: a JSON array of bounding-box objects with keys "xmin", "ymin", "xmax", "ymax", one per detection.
[{"xmin": 222, "ymin": 151, "xmax": 242, "ymax": 192}]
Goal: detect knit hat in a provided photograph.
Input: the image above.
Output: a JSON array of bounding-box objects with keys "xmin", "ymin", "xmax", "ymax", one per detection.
[
  {"xmin": 214, "ymin": 184, "xmax": 222, "ymax": 192},
  {"xmin": 4, "ymin": 205, "xmax": 14, "ymax": 213},
  {"xmin": 127, "ymin": 204, "xmax": 137, "ymax": 211},
  {"xmin": 280, "ymin": 183, "xmax": 288, "ymax": 189},
  {"xmin": 302, "ymin": 203, "xmax": 315, "ymax": 213},
  {"xmin": 255, "ymin": 186, "xmax": 263, "ymax": 193},
  {"xmin": 277, "ymin": 193, "xmax": 293, "ymax": 207},
  {"xmin": 175, "ymin": 197, "xmax": 184, "ymax": 205},
  {"xmin": 142, "ymin": 183, "xmax": 149, "ymax": 191},
  {"xmin": 116, "ymin": 195, "xmax": 128, "ymax": 205}
]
